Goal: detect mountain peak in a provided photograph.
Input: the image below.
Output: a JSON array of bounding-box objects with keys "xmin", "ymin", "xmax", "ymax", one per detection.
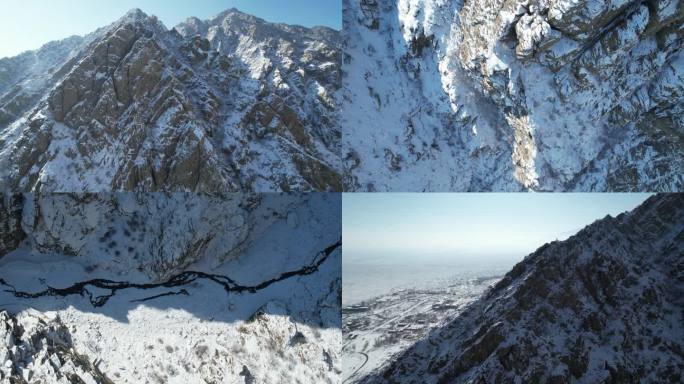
[
  {"xmin": 173, "ymin": 8, "xmax": 263, "ymax": 38},
  {"xmin": 0, "ymin": 5, "xmax": 342, "ymax": 192},
  {"xmin": 109, "ymin": 8, "xmax": 168, "ymax": 33},
  {"xmin": 121, "ymin": 8, "xmax": 150, "ymax": 23},
  {"xmin": 213, "ymin": 7, "xmax": 263, "ymax": 25},
  {"xmin": 216, "ymin": 7, "xmax": 251, "ymax": 18}
]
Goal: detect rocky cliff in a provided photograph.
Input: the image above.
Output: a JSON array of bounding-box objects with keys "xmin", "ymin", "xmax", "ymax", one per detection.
[
  {"xmin": 0, "ymin": 195, "xmax": 24, "ymax": 256},
  {"xmin": 0, "ymin": 8, "xmax": 341, "ymax": 192},
  {"xmin": 342, "ymin": 0, "xmax": 683, "ymax": 191},
  {"xmin": 361, "ymin": 193, "xmax": 683, "ymax": 383}
]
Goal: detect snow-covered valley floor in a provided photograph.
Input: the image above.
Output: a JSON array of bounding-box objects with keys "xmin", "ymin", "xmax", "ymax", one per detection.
[
  {"xmin": 0, "ymin": 193, "xmax": 342, "ymax": 384},
  {"xmin": 0, "ymin": 242, "xmax": 342, "ymax": 383},
  {"xmin": 342, "ymin": 275, "xmax": 500, "ymax": 383}
]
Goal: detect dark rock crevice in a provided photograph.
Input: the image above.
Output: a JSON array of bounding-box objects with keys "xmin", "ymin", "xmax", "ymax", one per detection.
[{"xmin": 0, "ymin": 239, "xmax": 341, "ymax": 308}]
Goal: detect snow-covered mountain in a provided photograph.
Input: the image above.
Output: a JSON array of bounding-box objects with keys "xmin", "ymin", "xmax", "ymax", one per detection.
[
  {"xmin": 0, "ymin": 8, "xmax": 341, "ymax": 192},
  {"xmin": 359, "ymin": 193, "xmax": 683, "ymax": 383},
  {"xmin": 0, "ymin": 193, "xmax": 342, "ymax": 383},
  {"xmin": 342, "ymin": 0, "xmax": 683, "ymax": 191}
]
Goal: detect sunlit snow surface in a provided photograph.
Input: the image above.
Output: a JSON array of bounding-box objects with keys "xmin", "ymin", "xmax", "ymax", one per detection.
[
  {"xmin": 341, "ymin": 0, "xmax": 683, "ymax": 191},
  {"xmin": 0, "ymin": 193, "xmax": 342, "ymax": 383}
]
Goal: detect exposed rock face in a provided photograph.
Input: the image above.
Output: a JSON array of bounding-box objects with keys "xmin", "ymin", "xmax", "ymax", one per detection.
[
  {"xmin": 0, "ymin": 193, "xmax": 248, "ymax": 279},
  {"xmin": 0, "ymin": 8, "xmax": 341, "ymax": 192},
  {"xmin": 0, "ymin": 36, "xmax": 90, "ymax": 126},
  {"xmin": 342, "ymin": 0, "xmax": 683, "ymax": 191},
  {"xmin": 0, "ymin": 192, "xmax": 334, "ymax": 281},
  {"xmin": 0, "ymin": 310, "xmax": 113, "ymax": 383},
  {"xmin": 362, "ymin": 194, "xmax": 684, "ymax": 383},
  {"xmin": 0, "ymin": 195, "xmax": 24, "ymax": 255}
]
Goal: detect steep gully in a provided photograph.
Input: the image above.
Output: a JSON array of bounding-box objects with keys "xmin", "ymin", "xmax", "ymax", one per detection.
[{"xmin": 0, "ymin": 239, "xmax": 341, "ymax": 308}]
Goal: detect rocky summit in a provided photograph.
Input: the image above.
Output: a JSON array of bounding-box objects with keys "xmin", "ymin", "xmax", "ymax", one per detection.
[
  {"xmin": 343, "ymin": 0, "xmax": 683, "ymax": 191},
  {"xmin": 0, "ymin": 8, "xmax": 341, "ymax": 192},
  {"xmin": 361, "ymin": 194, "xmax": 683, "ymax": 383}
]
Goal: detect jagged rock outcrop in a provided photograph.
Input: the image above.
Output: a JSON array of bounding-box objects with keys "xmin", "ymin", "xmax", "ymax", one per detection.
[
  {"xmin": 342, "ymin": 0, "xmax": 683, "ymax": 191},
  {"xmin": 362, "ymin": 194, "xmax": 684, "ymax": 383},
  {"xmin": 0, "ymin": 310, "xmax": 113, "ymax": 383},
  {"xmin": 0, "ymin": 8, "xmax": 341, "ymax": 192}
]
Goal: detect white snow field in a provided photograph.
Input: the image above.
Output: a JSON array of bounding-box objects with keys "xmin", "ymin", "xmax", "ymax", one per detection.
[
  {"xmin": 0, "ymin": 193, "xmax": 342, "ymax": 384},
  {"xmin": 342, "ymin": 0, "xmax": 683, "ymax": 191}
]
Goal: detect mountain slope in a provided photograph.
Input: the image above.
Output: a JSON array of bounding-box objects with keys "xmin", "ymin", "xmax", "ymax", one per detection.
[
  {"xmin": 0, "ymin": 8, "xmax": 341, "ymax": 192},
  {"xmin": 361, "ymin": 194, "xmax": 683, "ymax": 383},
  {"xmin": 342, "ymin": 0, "xmax": 683, "ymax": 191}
]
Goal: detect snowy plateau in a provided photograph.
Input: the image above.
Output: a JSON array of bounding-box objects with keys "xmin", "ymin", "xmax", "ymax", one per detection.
[
  {"xmin": 0, "ymin": 193, "xmax": 342, "ymax": 383},
  {"xmin": 0, "ymin": 8, "xmax": 341, "ymax": 192},
  {"xmin": 352, "ymin": 194, "xmax": 683, "ymax": 383},
  {"xmin": 342, "ymin": 0, "xmax": 683, "ymax": 191}
]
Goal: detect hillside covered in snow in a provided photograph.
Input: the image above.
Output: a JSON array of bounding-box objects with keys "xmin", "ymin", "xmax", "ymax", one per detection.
[
  {"xmin": 0, "ymin": 193, "xmax": 342, "ymax": 383},
  {"xmin": 0, "ymin": 8, "xmax": 341, "ymax": 192},
  {"xmin": 342, "ymin": 0, "xmax": 683, "ymax": 191},
  {"xmin": 359, "ymin": 193, "xmax": 683, "ymax": 383}
]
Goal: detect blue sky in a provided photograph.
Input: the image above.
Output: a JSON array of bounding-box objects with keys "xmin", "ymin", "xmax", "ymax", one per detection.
[
  {"xmin": 343, "ymin": 193, "xmax": 652, "ymax": 258},
  {"xmin": 0, "ymin": 0, "xmax": 341, "ymax": 58}
]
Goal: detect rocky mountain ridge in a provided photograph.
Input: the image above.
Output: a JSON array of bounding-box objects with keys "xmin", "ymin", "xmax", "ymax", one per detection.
[
  {"xmin": 361, "ymin": 193, "xmax": 683, "ymax": 383},
  {"xmin": 0, "ymin": 8, "xmax": 341, "ymax": 192}
]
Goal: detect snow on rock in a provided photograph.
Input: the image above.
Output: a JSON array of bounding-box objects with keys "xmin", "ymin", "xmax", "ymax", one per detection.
[
  {"xmin": 0, "ymin": 310, "xmax": 114, "ymax": 384},
  {"xmin": 342, "ymin": 0, "xmax": 683, "ymax": 191},
  {"xmin": 360, "ymin": 194, "xmax": 684, "ymax": 383},
  {"xmin": 0, "ymin": 193, "xmax": 342, "ymax": 383},
  {"xmin": 0, "ymin": 8, "xmax": 341, "ymax": 192}
]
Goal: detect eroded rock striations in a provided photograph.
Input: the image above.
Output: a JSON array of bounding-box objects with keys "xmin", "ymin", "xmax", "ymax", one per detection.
[
  {"xmin": 0, "ymin": 8, "xmax": 341, "ymax": 192},
  {"xmin": 343, "ymin": 0, "xmax": 683, "ymax": 191},
  {"xmin": 362, "ymin": 194, "xmax": 684, "ymax": 383}
]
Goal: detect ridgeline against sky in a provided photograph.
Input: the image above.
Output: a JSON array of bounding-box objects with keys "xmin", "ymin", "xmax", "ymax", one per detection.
[{"xmin": 1, "ymin": 0, "xmax": 341, "ymax": 58}]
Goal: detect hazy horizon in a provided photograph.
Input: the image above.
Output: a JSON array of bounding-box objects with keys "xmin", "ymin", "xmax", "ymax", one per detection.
[
  {"xmin": 342, "ymin": 193, "xmax": 653, "ymax": 305},
  {"xmin": 1, "ymin": 0, "xmax": 341, "ymax": 58},
  {"xmin": 343, "ymin": 193, "xmax": 652, "ymax": 257}
]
